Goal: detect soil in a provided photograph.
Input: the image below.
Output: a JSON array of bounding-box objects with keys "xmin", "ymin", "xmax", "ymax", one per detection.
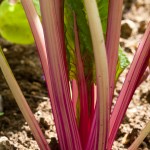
[
  {"xmin": 0, "ymin": 42, "xmax": 58, "ymax": 150},
  {"xmin": 0, "ymin": 0, "xmax": 149, "ymax": 150}
]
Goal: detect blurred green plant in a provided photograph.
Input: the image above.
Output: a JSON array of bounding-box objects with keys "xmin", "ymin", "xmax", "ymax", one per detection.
[{"xmin": 0, "ymin": 0, "xmax": 34, "ymax": 44}]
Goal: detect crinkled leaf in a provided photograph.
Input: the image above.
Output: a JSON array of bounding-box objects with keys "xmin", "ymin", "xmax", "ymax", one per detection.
[
  {"xmin": 0, "ymin": 0, "xmax": 34, "ymax": 44},
  {"xmin": 116, "ymin": 46, "xmax": 130, "ymax": 82}
]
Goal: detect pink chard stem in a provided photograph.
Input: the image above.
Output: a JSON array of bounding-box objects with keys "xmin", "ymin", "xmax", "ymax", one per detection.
[
  {"xmin": 85, "ymin": 84, "xmax": 97, "ymax": 150},
  {"xmin": 74, "ymin": 13, "xmax": 89, "ymax": 149},
  {"xmin": 137, "ymin": 65, "xmax": 150, "ymax": 87},
  {"xmin": 20, "ymin": 0, "xmax": 50, "ymax": 85},
  {"xmin": 39, "ymin": 1, "xmax": 82, "ymax": 150},
  {"xmin": 20, "ymin": 1, "xmax": 56, "ymax": 140},
  {"xmin": 106, "ymin": 0, "xmax": 123, "ymax": 107},
  {"xmin": 21, "ymin": 0, "xmax": 82, "ymax": 149},
  {"xmin": 108, "ymin": 22, "xmax": 150, "ymax": 150},
  {"xmin": 54, "ymin": 0, "xmax": 68, "ymax": 73},
  {"xmin": 86, "ymin": 104, "xmax": 98, "ymax": 150},
  {"xmin": 71, "ymin": 79, "xmax": 78, "ymax": 117}
]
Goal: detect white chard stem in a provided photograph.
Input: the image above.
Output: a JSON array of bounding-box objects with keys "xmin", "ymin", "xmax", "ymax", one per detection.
[{"xmin": 83, "ymin": 0, "xmax": 109, "ymax": 149}]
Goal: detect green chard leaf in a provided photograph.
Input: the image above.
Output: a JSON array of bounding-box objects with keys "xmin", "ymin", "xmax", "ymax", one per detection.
[
  {"xmin": 64, "ymin": 0, "xmax": 108, "ymax": 82},
  {"xmin": 97, "ymin": 0, "xmax": 109, "ymax": 35},
  {"xmin": 33, "ymin": 0, "xmax": 41, "ymax": 16},
  {"xmin": 0, "ymin": 0, "xmax": 34, "ymax": 44},
  {"xmin": 116, "ymin": 46, "xmax": 130, "ymax": 82}
]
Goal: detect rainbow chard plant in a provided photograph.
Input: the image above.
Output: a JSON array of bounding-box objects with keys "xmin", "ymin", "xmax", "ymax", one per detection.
[{"xmin": 0, "ymin": 0, "xmax": 150, "ymax": 149}]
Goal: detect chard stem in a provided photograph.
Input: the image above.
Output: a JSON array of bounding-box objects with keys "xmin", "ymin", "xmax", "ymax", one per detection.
[{"xmin": 83, "ymin": 0, "xmax": 109, "ymax": 149}]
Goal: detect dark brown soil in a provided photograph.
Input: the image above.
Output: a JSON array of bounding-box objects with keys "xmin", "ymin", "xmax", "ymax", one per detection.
[
  {"xmin": 0, "ymin": 41, "xmax": 58, "ymax": 150},
  {"xmin": 0, "ymin": 0, "xmax": 149, "ymax": 150}
]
